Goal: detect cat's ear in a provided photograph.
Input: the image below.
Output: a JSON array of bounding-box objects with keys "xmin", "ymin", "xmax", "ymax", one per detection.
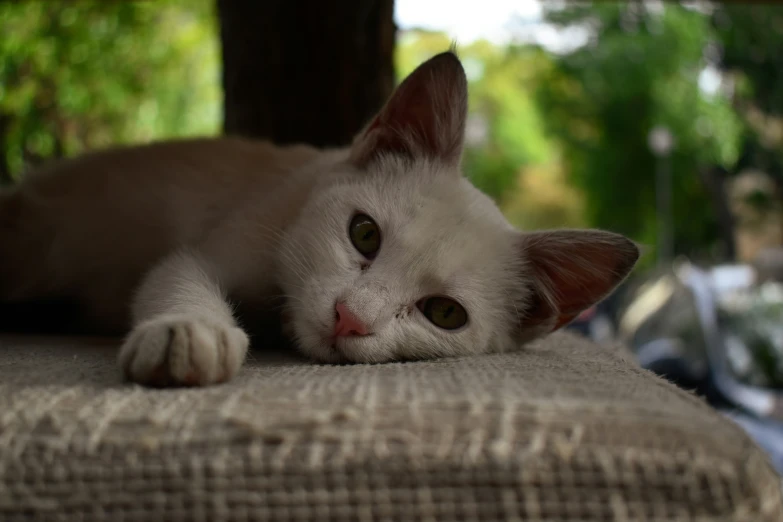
[
  {"xmin": 349, "ymin": 51, "xmax": 468, "ymax": 168},
  {"xmin": 517, "ymin": 230, "xmax": 640, "ymax": 333}
]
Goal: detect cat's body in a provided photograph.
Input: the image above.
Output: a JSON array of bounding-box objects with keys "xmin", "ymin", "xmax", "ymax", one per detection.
[
  {"xmin": 0, "ymin": 52, "xmax": 640, "ymax": 386},
  {"xmin": 0, "ymin": 138, "xmax": 337, "ymax": 334}
]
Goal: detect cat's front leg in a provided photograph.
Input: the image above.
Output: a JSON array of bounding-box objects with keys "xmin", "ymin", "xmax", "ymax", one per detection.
[{"xmin": 118, "ymin": 250, "xmax": 249, "ymax": 387}]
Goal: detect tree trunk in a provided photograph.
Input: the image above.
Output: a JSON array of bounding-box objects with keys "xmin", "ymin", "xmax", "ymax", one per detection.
[
  {"xmin": 0, "ymin": 114, "xmax": 11, "ymax": 185},
  {"xmin": 217, "ymin": 0, "xmax": 396, "ymax": 148},
  {"xmin": 699, "ymin": 166, "xmax": 737, "ymax": 261}
]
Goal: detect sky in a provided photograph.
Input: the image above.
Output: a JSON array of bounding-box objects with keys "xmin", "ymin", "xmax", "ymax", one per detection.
[
  {"xmin": 393, "ymin": 0, "xmax": 588, "ymax": 53},
  {"xmin": 393, "ymin": 0, "xmax": 722, "ymax": 95},
  {"xmin": 394, "ymin": 0, "xmax": 543, "ymax": 45}
]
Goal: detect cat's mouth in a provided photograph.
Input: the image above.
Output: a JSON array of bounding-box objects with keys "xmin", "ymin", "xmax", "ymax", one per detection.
[
  {"xmin": 328, "ymin": 335, "xmax": 373, "ymax": 364},
  {"xmin": 326, "ymin": 341, "xmax": 357, "ymax": 364}
]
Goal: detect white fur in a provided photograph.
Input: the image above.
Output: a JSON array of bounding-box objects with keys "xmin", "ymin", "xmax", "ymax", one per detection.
[
  {"xmin": 277, "ymin": 155, "xmax": 527, "ymax": 363},
  {"xmin": 120, "ymin": 251, "xmax": 248, "ymax": 385}
]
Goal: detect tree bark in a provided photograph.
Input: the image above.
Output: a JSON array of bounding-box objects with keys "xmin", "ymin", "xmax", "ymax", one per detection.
[
  {"xmin": 217, "ymin": 0, "xmax": 396, "ymax": 148},
  {"xmin": 699, "ymin": 166, "xmax": 737, "ymax": 261},
  {"xmin": 0, "ymin": 113, "xmax": 11, "ymax": 185}
]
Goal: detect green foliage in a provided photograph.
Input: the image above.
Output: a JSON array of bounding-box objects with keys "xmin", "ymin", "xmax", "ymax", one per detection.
[
  {"xmin": 713, "ymin": 4, "xmax": 783, "ymax": 192},
  {"xmin": 395, "ymin": 7, "xmax": 753, "ymax": 248},
  {"xmin": 397, "ymin": 32, "xmax": 556, "ymax": 206},
  {"xmin": 538, "ymin": 3, "xmax": 743, "ymax": 262},
  {"xmin": 714, "ymin": 5, "xmax": 783, "ymax": 117},
  {"xmin": 465, "ymin": 46, "xmax": 556, "ymax": 203},
  {"xmin": 500, "ymin": 160, "xmax": 587, "ymax": 230},
  {"xmin": 0, "ymin": 0, "xmax": 219, "ymax": 181}
]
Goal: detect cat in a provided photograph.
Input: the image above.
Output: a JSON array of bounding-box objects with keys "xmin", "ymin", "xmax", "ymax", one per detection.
[{"xmin": 0, "ymin": 51, "xmax": 639, "ymax": 387}]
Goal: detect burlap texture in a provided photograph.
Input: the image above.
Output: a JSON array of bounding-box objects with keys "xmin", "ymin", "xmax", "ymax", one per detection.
[{"xmin": 0, "ymin": 331, "xmax": 781, "ymax": 521}]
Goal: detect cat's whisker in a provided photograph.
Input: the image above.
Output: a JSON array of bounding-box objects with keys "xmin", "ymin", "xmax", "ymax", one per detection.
[
  {"xmin": 499, "ymin": 286, "xmax": 523, "ymax": 331},
  {"xmin": 242, "ymin": 224, "xmax": 310, "ymax": 275},
  {"xmin": 274, "ymin": 237, "xmax": 316, "ymax": 282},
  {"xmin": 271, "ymin": 294, "xmax": 307, "ymax": 306},
  {"xmin": 287, "ymin": 245, "xmax": 319, "ymax": 276}
]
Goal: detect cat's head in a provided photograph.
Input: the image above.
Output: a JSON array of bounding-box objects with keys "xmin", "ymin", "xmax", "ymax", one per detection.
[{"xmin": 278, "ymin": 51, "xmax": 639, "ymax": 364}]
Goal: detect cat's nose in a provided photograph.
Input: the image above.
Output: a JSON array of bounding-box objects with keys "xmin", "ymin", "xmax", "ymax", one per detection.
[{"xmin": 334, "ymin": 302, "xmax": 369, "ymax": 337}]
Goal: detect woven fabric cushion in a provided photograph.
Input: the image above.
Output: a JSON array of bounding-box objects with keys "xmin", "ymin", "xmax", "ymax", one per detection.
[{"xmin": 0, "ymin": 332, "xmax": 781, "ymax": 521}]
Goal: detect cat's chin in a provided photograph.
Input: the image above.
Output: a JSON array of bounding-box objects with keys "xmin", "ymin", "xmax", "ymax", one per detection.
[
  {"xmin": 327, "ymin": 338, "xmax": 367, "ymax": 364},
  {"xmin": 300, "ymin": 341, "xmax": 359, "ymax": 365},
  {"xmin": 301, "ymin": 336, "xmax": 387, "ymax": 365}
]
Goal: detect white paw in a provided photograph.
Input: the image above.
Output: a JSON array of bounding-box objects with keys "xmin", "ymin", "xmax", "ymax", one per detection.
[{"xmin": 118, "ymin": 315, "xmax": 249, "ymax": 387}]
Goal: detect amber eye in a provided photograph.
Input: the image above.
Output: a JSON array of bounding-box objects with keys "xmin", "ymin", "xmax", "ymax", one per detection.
[
  {"xmin": 349, "ymin": 213, "xmax": 381, "ymax": 258},
  {"xmin": 418, "ymin": 296, "xmax": 468, "ymax": 330}
]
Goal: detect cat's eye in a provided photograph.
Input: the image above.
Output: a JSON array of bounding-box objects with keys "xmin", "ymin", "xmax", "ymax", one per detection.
[
  {"xmin": 418, "ymin": 296, "xmax": 468, "ymax": 330},
  {"xmin": 349, "ymin": 213, "xmax": 381, "ymax": 259}
]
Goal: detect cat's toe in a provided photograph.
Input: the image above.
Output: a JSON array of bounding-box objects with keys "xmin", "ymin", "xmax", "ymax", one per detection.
[{"xmin": 118, "ymin": 315, "xmax": 249, "ymax": 387}]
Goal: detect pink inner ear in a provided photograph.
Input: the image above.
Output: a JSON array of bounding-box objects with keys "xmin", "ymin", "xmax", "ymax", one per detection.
[
  {"xmin": 365, "ymin": 115, "xmax": 381, "ymax": 133},
  {"xmin": 350, "ymin": 51, "xmax": 467, "ymax": 167},
  {"xmin": 519, "ymin": 230, "xmax": 639, "ymax": 331},
  {"xmin": 359, "ymin": 114, "xmax": 414, "ymax": 160}
]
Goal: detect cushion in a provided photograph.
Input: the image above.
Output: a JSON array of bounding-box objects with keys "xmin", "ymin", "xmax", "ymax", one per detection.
[{"xmin": 0, "ymin": 332, "xmax": 781, "ymax": 521}]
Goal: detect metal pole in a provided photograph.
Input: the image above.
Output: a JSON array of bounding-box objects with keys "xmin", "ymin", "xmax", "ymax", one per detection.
[{"xmin": 656, "ymin": 154, "xmax": 673, "ymax": 266}]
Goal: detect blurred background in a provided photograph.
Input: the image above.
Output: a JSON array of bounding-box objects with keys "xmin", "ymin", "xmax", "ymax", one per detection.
[
  {"xmin": 3, "ymin": 1, "xmax": 781, "ymax": 267},
  {"xmin": 3, "ymin": 0, "xmax": 783, "ymax": 471}
]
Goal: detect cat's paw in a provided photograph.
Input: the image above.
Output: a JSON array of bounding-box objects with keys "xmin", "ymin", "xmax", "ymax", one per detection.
[{"xmin": 118, "ymin": 315, "xmax": 249, "ymax": 387}]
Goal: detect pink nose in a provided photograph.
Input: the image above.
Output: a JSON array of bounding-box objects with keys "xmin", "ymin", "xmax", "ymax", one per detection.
[{"xmin": 334, "ymin": 302, "xmax": 369, "ymax": 337}]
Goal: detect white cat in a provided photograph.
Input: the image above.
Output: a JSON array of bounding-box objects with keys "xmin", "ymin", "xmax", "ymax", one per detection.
[{"xmin": 0, "ymin": 51, "xmax": 639, "ymax": 386}]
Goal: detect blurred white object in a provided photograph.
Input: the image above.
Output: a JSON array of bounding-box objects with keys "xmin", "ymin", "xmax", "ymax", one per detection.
[
  {"xmin": 708, "ymin": 264, "xmax": 756, "ymax": 294},
  {"xmin": 648, "ymin": 125, "xmax": 675, "ymax": 156}
]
